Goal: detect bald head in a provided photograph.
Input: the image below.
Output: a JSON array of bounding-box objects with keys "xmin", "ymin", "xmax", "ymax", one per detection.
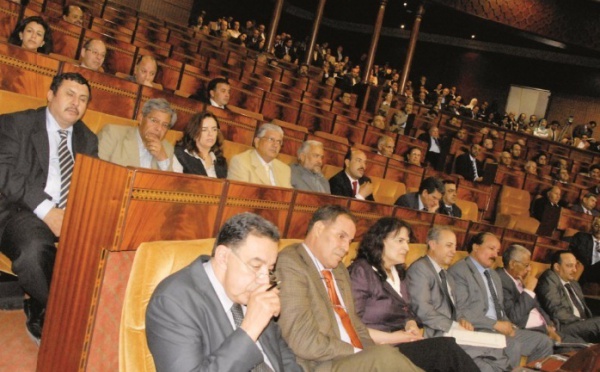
[
  {"xmin": 80, "ymin": 39, "xmax": 106, "ymax": 71},
  {"xmin": 134, "ymin": 55, "xmax": 158, "ymax": 86}
]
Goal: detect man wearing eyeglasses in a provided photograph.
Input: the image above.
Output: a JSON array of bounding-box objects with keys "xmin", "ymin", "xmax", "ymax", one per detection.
[
  {"xmin": 228, "ymin": 123, "xmax": 292, "ymax": 188},
  {"xmin": 98, "ymin": 98, "xmax": 176, "ymax": 170},
  {"xmin": 496, "ymin": 245, "xmax": 563, "ymax": 343},
  {"xmin": 79, "ymin": 39, "xmax": 106, "ymax": 72},
  {"xmin": 146, "ymin": 213, "xmax": 301, "ymax": 372}
]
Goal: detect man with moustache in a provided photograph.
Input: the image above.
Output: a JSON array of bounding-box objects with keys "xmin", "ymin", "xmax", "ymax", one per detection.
[
  {"xmin": 0, "ymin": 73, "xmax": 98, "ymax": 343},
  {"xmin": 98, "ymin": 98, "xmax": 176, "ymax": 170},
  {"xmin": 329, "ymin": 149, "xmax": 374, "ymax": 201},
  {"xmin": 449, "ymin": 233, "xmax": 553, "ymax": 368},
  {"xmin": 146, "ymin": 213, "xmax": 302, "ymax": 371},
  {"xmin": 290, "ymin": 140, "xmax": 330, "ymax": 194}
]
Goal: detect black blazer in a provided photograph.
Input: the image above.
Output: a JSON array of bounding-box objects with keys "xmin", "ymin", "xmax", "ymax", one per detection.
[
  {"xmin": 454, "ymin": 153, "xmax": 482, "ymax": 182},
  {"xmin": 438, "ymin": 202, "xmax": 462, "ymax": 218},
  {"xmin": 0, "ymin": 107, "xmax": 98, "ymax": 229},
  {"xmin": 328, "ymin": 170, "xmax": 374, "ymax": 201},
  {"xmin": 173, "ymin": 145, "xmax": 227, "ymax": 179},
  {"xmin": 569, "ymin": 232, "xmax": 600, "ymax": 286},
  {"xmin": 395, "ymin": 192, "xmax": 420, "ymax": 210}
]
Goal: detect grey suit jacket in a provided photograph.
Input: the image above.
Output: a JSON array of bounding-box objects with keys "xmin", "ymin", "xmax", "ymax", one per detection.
[
  {"xmin": 98, "ymin": 124, "xmax": 174, "ymax": 170},
  {"xmin": 0, "ymin": 107, "xmax": 98, "ymax": 230},
  {"xmin": 570, "ymin": 204, "xmax": 600, "ymax": 217},
  {"xmin": 146, "ymin": 256, "xmax": 301, "ymax": 372},
  {"xmin": 290, "ymin": 163, "xmax": 330, "ymax": 194},
  {"xmin": 535, "ymin": 269, "xmax": 593, "ymax": 327},
  {"xmin": 407, "ymin": 256, "xmax": 455, "ymax": 338},
  {"xmin": 448, "ymin": 257, "xmax": 507, "ymax": 330},
  {"xmin": 276, "ymin": 243, "xmax": 374, "ymax": 372},
  {"xmin": 228, "ymin": 149, "xmax": 292, "ymax": 188},
  {"xmin": 395, "ymin": 192, "xmax": 421, "ymax": 210}
]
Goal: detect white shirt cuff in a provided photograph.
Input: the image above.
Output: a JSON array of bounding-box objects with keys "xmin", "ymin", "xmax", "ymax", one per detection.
[
  {"xmin": 34, "ymin": 199, "xmax": 56, "ymax": 220},
  {"xmin": 157, "ymin": 158, "xmax": 171, "ymax": 171}
]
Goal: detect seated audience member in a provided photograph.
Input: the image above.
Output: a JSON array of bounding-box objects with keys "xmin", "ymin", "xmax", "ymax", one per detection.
[
  {"xmin": 533, "ymin": 119, "xmax": 550, "ymax": 139},
  {"xmin": 395, "ymin": 176, "xmax": 445, "ymax": 213},
  {"xmin": 372, "ymin": 115, "xmax": 386, "ymax": 130},
  {"xmin": 571, "ymin": 192, "xmax": 599, "ymax": 216},
  {"xmin": 376, "ymin": 135, "xmax": 395, "ymax": 157},
  {"xmin": 172, "ymin": 111, "xmax": 226, "ymax": 178},
  {"xmin": 449, "ymin": 233, "xmax": 553, "ymax": 367},
  {"xmin": 62, "ymin": 5, "xmax": 83, "ymax": 26},
  {"xmin": 455, "ymin": 144, "xmax": 483, "ymax": 182},
  {"xmin": 553, "ymin": 158, "xmax": 568, "ymax": 171},
  {"xmin": 290, "ymin": 140, "xmax": 330, "ymax": 193},
  {"xmin": 227, "ymin": 20, "xmax": 241, "ymax": 39},
  {"xmin": 509, "ymin": 143, "xmax": 522, "ymax": 161},
  {"xmin": 532, "ymin": 152, "xmax": 548, "ymax": 167},
  {"xmin": 583, "ymin": 164, "xmax": 600, "ymax": 180},
  {"xmin": 548, "ymin": 120, "xmax": 561, "ymax": 142},
  {"xmin": 146, "ymin": 213, "xmax": 302, "ymax": 371},
  {"xmin": 8, "ymin": 16, "xmax": 53, "ymax": 54},
  {"xmin": 524, "ymin": 160, "xmax": 538, "ymax": 176},
  {"xmin": 408, "ymin": 228, "xmax": 512, "ymax": 372},
  {"xmin": 228, "ymin": 123, "xmax": 291, "ymax": 188},
  {"xmin": 329, "ymin": 149, "xmax": 374, "ymax": 201},
  {"xmin": 572, "ymin": 121, "xmax": 594, "ymax": 139},
  {"xmin": 276, "ymin": 206, "xmax": 421, "ymax": 371},
  {"xmin": 573, "ymin": 134, "xmax": 591, "ymax": 150},
  {"xmin": 569, "ymin": 216, "xmax": 600, "ymax": 288},
  {"xmin": 127, "ymin": 55, "xmax": 158, "ymax": 87},
  {"xmin": 274, "ymin": 38, "xmax": 296, "ymax": 62},
  {"xmin": 417, "ymin": 126, "xmax": 442, "ymax": 168},
  {"xmin": 438, "ymin": 180, "xmax": 462, "ymax": 218},
  {"xmin": 206, "ymin": 77, "xmax": 231, "ymax": 109},
  {"xmin": 536, "ymin": 251, "xmax": 600, "ymax": 343},
  {"xmin": 98, "ymin": 98, "xmax": 176, "ymax": 170},
  {"xmin": 348, "ymin": 218, "xmax": 479, "ymax": 372},
  {"xmin": 499, "ymin": 151, "xmax": 513, "ymax": 168},
  {"xmin": 531, "ymin": 186, "xmax": 563, "ymax": 222},
  {"xmin": 482, "ymin": 138, "xmax": 494, "ymax": 152},
  {"xmin": 553, "ymin": 168, "xmax": 570, "ymax": 184},
  {"xmin": 79, "ymin": 39, "xmax": 106, "ymax": 71},
  {"xmin": 0, "ymin": 72, "xmax": 98, "ymax": 344},
  {"xmin": 404, "ymin": 147, "xmax": 423, "ymax": 166},
  {"xmin": 496, "ymin": 245, "xmax": 563, "ymax": 342}
]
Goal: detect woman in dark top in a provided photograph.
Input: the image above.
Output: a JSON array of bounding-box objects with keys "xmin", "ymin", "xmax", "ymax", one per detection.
[
  {"xmin": 8, "ymin": 16, "xmax": 53, "ymax": 54},
  {"xmin": 172, "ymin": 111, "xmax": 227, "ymax": 178},
  {"xmin": 348, "ymin": 217, "xmax": 478, "ymax": 372}
]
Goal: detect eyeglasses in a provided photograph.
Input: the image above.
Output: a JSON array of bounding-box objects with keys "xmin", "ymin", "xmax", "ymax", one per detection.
[
  {"xmin": 514, "ymin": 260, "xmax": 531, "ymax": 268},
  {"xmin": 260, "ymin": 136, "xmax": 283, "ymax": 146},
  {"xmin": 85, "ymin": 48, "xmax": 106, "ymax": 59},
  {"xmin": 229, "ymin": 248, "xmax": 277, "ymax": 283},
  {"xmin": 146, "ymin": 117, "xmax": 171, "ymax": 130}
]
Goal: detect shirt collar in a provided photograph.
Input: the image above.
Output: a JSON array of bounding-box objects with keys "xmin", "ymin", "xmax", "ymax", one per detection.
[
  {"xmin": 427, "ymin": 255, "xmax": 443, "ymax": 273},
  {"xmin": 46, "ymin": 108, "xmax": 73, "ymax": 134},
  {"xmin": 204, "ymin": 260, "xmax": 235, "ymax": 312},
  {"xmin": 469, "ymin": 256, "xmax": 487, "ymax": 274},
  {"xmin": 302, "ymin": 242, "xmax": 326, "ymax": 272}
]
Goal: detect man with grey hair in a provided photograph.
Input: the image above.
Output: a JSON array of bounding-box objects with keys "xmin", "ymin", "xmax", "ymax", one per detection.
[
  {"xmin": 496, "ymin": 245, "xmax": 563, "ymax": 343},
  {"xmin": 376, "ymin": 135, "xmax": 394, "ymax": 157},
  {"xmin": 228, "ymin": 123, "xmax": 292, "ymax": 187},
  {"xmin": 98, "ymin": 98, "xmax": 177, "ymax": 170},
  {"xmin": 290, "ymin": 140, "xmax": 330, "ymax": 193}
]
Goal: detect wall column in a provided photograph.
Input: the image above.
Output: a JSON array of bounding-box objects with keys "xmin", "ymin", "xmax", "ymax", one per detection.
[
  {"xmin": 304, "ymin": 0, "xmax": 327, "ymax": 66},
  {"xmin": 399, "ymin": 3, "xmax": 425, "ymax": 94},
  {"xmin": 265, "ymin": 0, "xmax": 285, "ymax": 54}
]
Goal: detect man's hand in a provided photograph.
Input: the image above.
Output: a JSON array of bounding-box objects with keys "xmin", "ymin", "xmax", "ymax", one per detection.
[
  {"xmin": 458, "ymin": 318, "xmax": 474, "ymax": 331},
  {"xmin": 404, "ymin": 320, "xmax": 421, "ymax": 336},
  {"xmin": 475, "ymin": 176, "xmax": 484, "ymax": 183},
  {"xmin": 144, "ymin": 133, "xmax": 168, "ymax": 161},
  {"xmin": 547, "ymin": 326, "xmax": 561, "ymax": 343},
  {"xmin": 43, "ymin": 208, "xmax": 64, "ymax": 237},
  {"xmin": 522, "ymin": 272, "xmax": 538, "ymax": 292},
  {"xmin": 427, "ymin": 202, "xmax": 440, "ymax": 213},
  {"xmin": 493, "ymin": 320, "xmax": 515, "ymax": 337},
  {"xmin": 240, "ymin": 284, "xmax": 281, "ymax": 342},
  {"xmin": 358, "ymin": 181, "xmax": 374, "ymax": 198}
]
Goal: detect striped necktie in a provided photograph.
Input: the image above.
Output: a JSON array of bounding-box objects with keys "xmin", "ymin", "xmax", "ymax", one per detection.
[
  {"xmin": 231, "ymin": 304, "xmax": 273, "ymax": 372},
  {"xmin": 58, "ymin": 130, "xmax": 74, "ymax": 209}
]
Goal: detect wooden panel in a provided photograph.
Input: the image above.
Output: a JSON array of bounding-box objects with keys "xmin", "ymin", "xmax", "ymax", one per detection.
[
  {"xmin": 48, "ymin": 19, "xmax": 83, "ymax": 60},
  {"xmin": 457, "ymin": 180, "xmax": 491, "ymax": 215},
  {"xmin": 205, "ymin": 59, "xmax": 242, "ymax": 80},
  {"xmin": 285, "ymin": 191, "xmax": 349, "ymax": 238},
  {"xmin": 178, "ymin": 63, "xmax": 210, "ymax": 95},
  {"xmin": 556, "ymin": 208, "xmax": 593, "ymax": 232},
  {"xmin": 132, "ymin": 38, "xmax": 171, "ymax": 58},
  {"xmin": 393, "ymin": 207, "xmax": 435, "ymax": 244},
  {"xmin": 260, "ymin": 93, "xmax": 301, "ymax": 123},
  {"xmin": 0, "ymin": 0, "xmax": 20, "ymax": 40},
  {"xmin": 332, "ymin": 115, "xmax": 367, "ymax": 145},
  {"xmin": 280, "ymin": 69, "xmax": 309, "ymax": 91},
  {"xmin": 305, "ymin": 79, "xmax": 333, "ymax": 99},
  {"xmin": 206, "ymin": 105, "xmax": 258, "ymax": 146},
  {"xmin": 384, "ymin": 158, "xmax": 425, "ymax": 192},
  {"xmin": 152, "ymin": 55, "xmax": 183, "ymax": 92},
  {"xmin": 331, "ymin": 101, "xmax": 360, "ymax": 121},
  {"xmin": 464, "ymin": 222, "xmax": 504, "ymax": 251},
  {"xmin": 227, "ymin": 85, "xmax": 264, "ymax": 113},
  {"xmin": 297, "ymin": 104, "xmax": 335, "ymax": 133},
  {"xmin": 432, "ymin": 214, "xmax": 470, "ymax": 249},
  {"xmin": 349, "ymin": 200, "xmax": 395, "ymax": 241},
  {"xmin": 494, "ymin": 166, "xmax": 526, "ymax": 188},
  {"xmin": 271, "ymin": 80, "xmax": 303, "ymax": 101},
  {"xmin": 137, "ymin": 86, "xmax": 205, "ymax": 131},
  {"xmin": 500, "ymin": 229, "xmax": 537, "ymax": 254},
  {"xmin": 532, "ymin": 236, "xmax": 569, "ymax": 263}
]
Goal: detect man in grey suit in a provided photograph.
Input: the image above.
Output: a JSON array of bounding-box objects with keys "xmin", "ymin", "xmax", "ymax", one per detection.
[
  {"xmin": 449, "ymin": 232, "xmax": 553, "ymax": 368},
  {"xmin": 290, "ymin": 140, "xmax": 330, "ymax": 194},
  {"xmin": 408, "ymin": 227, "xmax": 511, "ymax": 371},
  {"xmin": 395, "ymin": 176, "xmax": 444, "ymax": 213},
  {"xmin": 0, "ymin": 73, "xmax": 98, "ymax": 344},
  {"xmin": 276, "ymin": 205, "xmax": 421, "ymax": 371},
  {"xmin": 146, "ymin": 213, "xmax": 301, "ymax": 371},
  {"xmin": 536, "ymin": 250, "xmax": 600, "ymax": 343}
]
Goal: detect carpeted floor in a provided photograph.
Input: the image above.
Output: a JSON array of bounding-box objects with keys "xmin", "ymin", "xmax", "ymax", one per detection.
[{"xmin": 0, "ymin": 310, "xmax": 38, "ymax": 371}]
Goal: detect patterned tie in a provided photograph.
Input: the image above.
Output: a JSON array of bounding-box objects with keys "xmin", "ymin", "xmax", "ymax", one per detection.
[
  {"xmin": 351, "ymin": 180, "xmax": 358, "ymax": 197},
  {"xmin": 231, "ymin": 304, "xmax": 273, "ymax": 372},
  {"xmin": 564, "ymin": 283, "xmax": 587, "ymax": 319},
  {"xmin": 58, "ymin": 130, "xmax": 74, "ymax": 209},
  {"xmin": 515, "ymin": 280, "xmax": 546, "ymax": 327},
  {"xmin": 471, "ymin": 158, "xmax": 479, "ymax": 179},
  {"xmin": 321, "ymin": 270, "xmax": 363, "ymax": 349},
  {"xmin": 439, "ymin": 270, "xmax": 456, "ymax": 320},
  {"xmin": 484, "ymin": 270, "xmax": 504, "ymax": 319}
]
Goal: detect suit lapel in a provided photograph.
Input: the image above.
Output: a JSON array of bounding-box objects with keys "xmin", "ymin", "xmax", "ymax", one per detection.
[
  {"xmin": 32, "ymin": 110, "xmax": 50, "ymax": 179},
  {"xmin": 124, "ymin": 127, "xmax": 142, "ymax": 167},
  {"xmin": 465, "ymin": 258, "xmax": 489, "ymax": 305},
  {"xmin": 250, "ymin": 151, "xmax": 271, "ymax": 185}
]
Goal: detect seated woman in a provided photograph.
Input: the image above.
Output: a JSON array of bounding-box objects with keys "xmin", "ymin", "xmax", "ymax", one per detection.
[
  {"xmin": 404, "ymin": 146, "xmax": 423, "ymax": 167},
  {"xmin": 348, "ymin": 217, "xmax": 478, "ymax": 372},
  {"xmin": 8, "ymin": 16, "xmax": 53, "ymax": 54},
  {"xmin": 172, "ymin": 112, "xmax": 227, "ymax": 178}
]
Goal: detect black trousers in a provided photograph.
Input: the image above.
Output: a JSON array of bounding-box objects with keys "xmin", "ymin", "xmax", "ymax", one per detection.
[
  {"xmin": 396, "ymin": 337, "xmax": 480, "ymax": 372},
  {"xmin": 1, "ymin": 210, "xmax": 57, "ymax": 306}
]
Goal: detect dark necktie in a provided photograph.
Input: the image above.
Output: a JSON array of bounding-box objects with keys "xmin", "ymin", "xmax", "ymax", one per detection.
[
  {"xmin": 439, "ymin": 270, "xmax": 456, "ymax": 320},
  {"xmin": 321, "ymin": 270, "xmax": 363, "ymax": 349},
  {"xmin": 483, "ymin": 270, "xmax": 503, "ymax": 319},
  {"xmin": 351, "ymin": 180, "xmax": 358, "ymax": 197},
  {"xmin": 446, "ymin": 206, "xmax": 454, "ymax": 217},
  {"xmin": 58, "ymin": 129, "xmax": 74, "ymax": 209},
  {"xmin": 231, "ymin": 304, "xmax": 274, "ymax": 372},
  {"xmin": 564, "ymin": 283, "xmax": 587, "ymax": 319},
  {"xmin": 471, "ymin": 158, "xmax": 479, "ymax": 179}
]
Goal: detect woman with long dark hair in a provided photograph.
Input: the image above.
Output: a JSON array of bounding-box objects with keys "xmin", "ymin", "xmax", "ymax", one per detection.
[{"xmin": 8, "ymin": 16, "xmax": 53, "ymax": 54}]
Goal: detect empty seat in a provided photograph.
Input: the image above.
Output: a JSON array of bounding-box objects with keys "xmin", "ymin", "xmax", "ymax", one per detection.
[{"xmin": 495, "ymin": 186, "xmax": 540, "ymax": 234}]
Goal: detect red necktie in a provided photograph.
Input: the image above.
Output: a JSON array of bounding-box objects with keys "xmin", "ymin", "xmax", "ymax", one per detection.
[
  {"xmin": 321, "ymin": 270, "xmax": 363, "ymax": 349},
  {"xmin": 351, "ymin": 180, "xmax": 358, "ymax": 197}
]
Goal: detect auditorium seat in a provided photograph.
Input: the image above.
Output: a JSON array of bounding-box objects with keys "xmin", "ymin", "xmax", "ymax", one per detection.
[
  {"xmin": 455, "ymin": 199, "xmax": 479, "ymax": 222},
  {"xmin": 0, "ymin": 90, "xmax": 45, "ymax": 114},
  {"xmin": 495, "ymin": 186, "xmax": 540, "ymax": 234},
  {"xmin": 322, "ymin": 164, "xmax": 342, "ymax": 180},
  {"xmin": 370, "ymin": 177, "xmax": 406, "ymax": 205},
  {"xmin": 0, "ymin": 252, "xmax": 14, "ymax": 276},
  {"xmin": 343, "ymin": 241, "xmax": 360, "ymax": 267},
  {"xmin": 222, "ymin": 140, "xmax": 252, "ymax": 166}
]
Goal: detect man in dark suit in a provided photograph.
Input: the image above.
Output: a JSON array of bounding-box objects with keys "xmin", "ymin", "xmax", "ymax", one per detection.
[
  {"xmin": 571, "ymin": 192, "xmax": 600, "ymax": 217},
  {"xmin": 0, "ymin": 73, "xmax": 99, "ymax": 344},
  {"xmin": 408, "ymin": 227, "xmax": 511, "ymax": 371},
  {"xmin": 395, "ymin": 176, "xmax": 445, "ymax": 213},
  {"xmin": 569, "ymin": 216, "xmax": 600, "ymax": 288},
  {"xmin": 455, "ymin": 144, "xmax": 484, "ymax": 183},
  {"xmin": 438, "ymin": 180, "xmax": 462, "ymax": 218},
  {"xmin": 531, "ymin": 186, "xmax": 563, "ymax": 236},
  {"xmin": 329, "ymin": 149, "xmax": 374, "ymax": 201},
  {"xmin": 449, "ymin": 233, "xmax": 553, "ymax": 368},
  {"xmin": 146, "ymin": 213, "xmax": 302, "ymax": 371},
  {"xmin": 276, "ymin": 205, "xmax": 420, "ymax": 371},
  {"xmin": 536, "ymin": 251, "xmax": 600, "ymax": 343},
  {"xmin": 496, "ymin": 245, "xmax": 564, "ymax": 342},
  {"xmin": 417, "ymin": 126, "xmax": 442, "ymax": 168}
]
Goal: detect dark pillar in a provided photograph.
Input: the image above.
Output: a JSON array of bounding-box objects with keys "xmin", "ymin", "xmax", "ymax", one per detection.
[
  {"xmin": 265, "ymin": 0, "xmax": 285, "ymax": 54},
  {"xmin": 304, "ymin": 0, "xmax": 327, "ymax": 66},
  {"xmin": 362, "ymin": 0, "xmax": 388, "ymax": 84},
  {"xmin": 399, "ymin": 3, "xmax": 425, "ymax": 94}
]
